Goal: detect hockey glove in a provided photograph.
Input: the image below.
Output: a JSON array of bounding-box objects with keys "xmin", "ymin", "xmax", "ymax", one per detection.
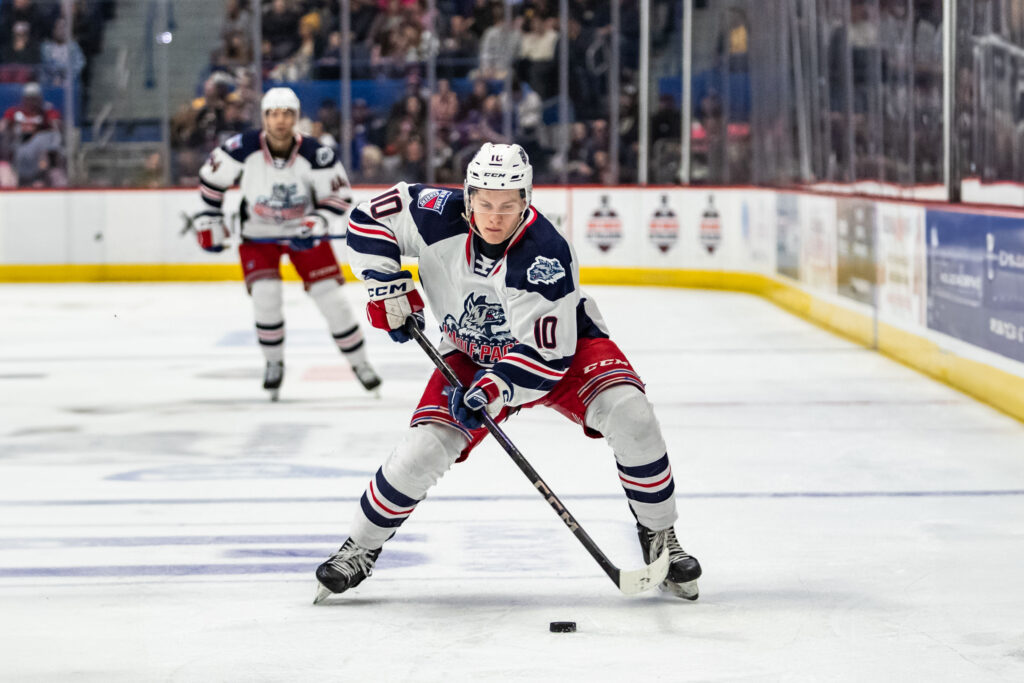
[
  {"xmin": 364, "ymin": 269, "xmax": 426, "ymax": 343},
  {"xmin": 289, "ymin": 213, "xmax": 329, "ymax": 251},
  {"xmin": 193, "ymin": 210, "xmax": 229, "ymax": 253},
  {"xmin": 447, "ymin": 369, "xmax": 512, "ymax": 430}
]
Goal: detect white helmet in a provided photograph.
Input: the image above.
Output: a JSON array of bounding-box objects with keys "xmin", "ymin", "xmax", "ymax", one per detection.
[
  {"xmin": 464, "ymin": 142, "xmax": 533, "ymax": 219},
  {"xmin": 261, "ymin": 87, "xmax": 300, "ymax": 116}
]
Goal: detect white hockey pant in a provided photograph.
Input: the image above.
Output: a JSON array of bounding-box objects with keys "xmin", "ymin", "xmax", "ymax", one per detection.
[
  {"xmin": 308, "ymin": 279, "xmax": 368, "ymax": 366},
  {"xmin": 251, "ymin": 278, "xmax": 284, "ymax": 362},
  {"xmin": 349, "ymin": 423, "xmax": 467, "ymax": 549},
  {"xmin": 585, "ymin": 384, "xmax": 678, "ymax": 532}
]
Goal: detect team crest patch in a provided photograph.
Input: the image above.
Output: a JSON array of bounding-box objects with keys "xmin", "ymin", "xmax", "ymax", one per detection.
[
  {"xmin": 527, "ymin": 256, "xmax": 565, "ymax": 285},
  {"xmin": 316, "ymin": 146, "xmax": 335, "ymax": 167},
  {"xmin": 225, "ymin": 134, "xmax": 242, "ymax": 151},
  {"xmin": 417, "ymin": 189, "xmax": 452, "ymax": 214}
]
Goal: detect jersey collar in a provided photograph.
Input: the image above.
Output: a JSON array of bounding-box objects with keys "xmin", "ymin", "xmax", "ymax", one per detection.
[{"xmin": 260, "ymin": 132, "xmax": 302, "ymax": 167}]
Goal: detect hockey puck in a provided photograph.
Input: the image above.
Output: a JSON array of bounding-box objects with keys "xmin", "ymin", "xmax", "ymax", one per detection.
[{"xmin": 549, "ymin": 621, "xmax": 576, "ymax": 633}]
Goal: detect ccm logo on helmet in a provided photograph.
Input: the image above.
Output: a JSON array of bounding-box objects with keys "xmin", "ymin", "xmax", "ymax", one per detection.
[{"xmin": 368, "ymin": 283, "xmax": 409, "ymax": 297}]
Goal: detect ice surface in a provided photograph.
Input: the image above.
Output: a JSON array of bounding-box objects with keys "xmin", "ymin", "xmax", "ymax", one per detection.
[{"xmin": 2, "ymin": 283, "xmax": 1023, "ymax": 682}]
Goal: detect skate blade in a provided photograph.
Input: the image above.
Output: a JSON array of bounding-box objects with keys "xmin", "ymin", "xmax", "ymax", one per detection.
[
  {"xmin": 313, "ymin": 582, "xmax": 333, "ymax": 605},
  {"xmin": 662, "ymin": 579, "xmax": 699, "ymax": 601},
  {"xmin": 268, "ymin": 388, "xmax": 280, "ymax": 402}
]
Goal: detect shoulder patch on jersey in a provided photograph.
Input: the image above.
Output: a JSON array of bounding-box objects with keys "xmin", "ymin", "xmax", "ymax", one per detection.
[
  {"xmin": 315, "ymin": 146, "xmax": 335, "ymax": 167},
  {"xmin": 225, "ymin": 133, "xmax": 243, "ymax": 151},
  {"xmin": 417, "ymin": 188, "xmax": 453, "ymax": 215},
  {"xmin": 526, "ymin": 255, "xmax": 565, "ymax": 285}
]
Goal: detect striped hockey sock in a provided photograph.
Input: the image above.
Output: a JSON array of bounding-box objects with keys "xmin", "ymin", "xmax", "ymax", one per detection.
[{"xmin": 358, "ymin": 467, "xmax": 421, "ymax": 531}]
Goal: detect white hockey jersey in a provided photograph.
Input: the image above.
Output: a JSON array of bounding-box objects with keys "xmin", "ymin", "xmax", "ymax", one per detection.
[
  {"xmin": 197, "ymin": 130, "xmax": 352, "ymax": 239},
  {"xmin": 348, "ymin": 183, "xmax": 611, "ymax": 408}
]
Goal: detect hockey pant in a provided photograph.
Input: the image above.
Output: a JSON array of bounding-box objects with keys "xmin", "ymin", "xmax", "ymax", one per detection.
[
  {"xmin": 250, "ymin": 278, "xmax": 368, "ymax": 366},
  {"xmin": 348, "ymin": 383, "xmax": 678, "ymax": 550}
]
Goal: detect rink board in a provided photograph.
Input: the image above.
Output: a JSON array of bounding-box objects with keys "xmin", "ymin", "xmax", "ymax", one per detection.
[{"xmin": 1, "ymin": 186, "xmax": 1024, "ymax": 423}]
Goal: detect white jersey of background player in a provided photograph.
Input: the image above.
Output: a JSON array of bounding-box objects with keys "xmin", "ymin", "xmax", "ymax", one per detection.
[
  {"xmin": 192, "ymin": 87, "xmax": 380, "ymax": 399},
  {"xmin": 313, "ymin": 143, "xmax": 702, "ymax": 601}
]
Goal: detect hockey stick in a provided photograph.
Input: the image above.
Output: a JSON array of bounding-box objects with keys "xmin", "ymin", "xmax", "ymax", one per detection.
[
  {"xmin": 405, "ymin": 319, "xmax": 669, "ymax": 595},
  {"xmin": 242, "ymin": 235, "xmax": 348, "ymax": 244},
  {"xmin": 179, "ymin": 211, "xmax": 345, "ymax": 244}
]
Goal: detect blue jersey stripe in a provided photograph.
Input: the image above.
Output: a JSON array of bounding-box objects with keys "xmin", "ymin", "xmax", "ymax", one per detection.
[{"xmin": 348, "ymin": 232, "xmax": 401, "ymax": 262}]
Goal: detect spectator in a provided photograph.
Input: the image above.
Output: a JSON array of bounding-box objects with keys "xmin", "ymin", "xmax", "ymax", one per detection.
[
  {"xmin": 128, "ymin": 151, "xmax": 165, "ymax": 188},
  {"xmin": 316, "ymin": 98, "xmax": 341, "ymax": 142},
  {"xmin": 437, "ymin": 14, "xmax": 477, "ymax": 79},
  {"xmin": 460, "ymin": 77, "xmax": 489, "ymax": 120},
  {"xmin": 477, "ymin": 4, "xmax": 520, "ymax": 80},
  {"xmin": 651, "ymin": 94, "xmax": 681, "ymax": 143},
  {"xmin": 1, "ymin": 21, "xmax": 41, "ymax": 67},
  {"xmin": 398, "ymin": 136, "xmax": 426, "ymax": 180},
  {"xmin": 268, "ymin": 11, "xmax": 323, "ymax": 81},
  {"xmin": 518, "ymin": 14, "xmax": 557, "ymax": 98},
  {"xmin": 211, "ymin": 30, "xmax": 253, "ymax": 71},
  {"xmin": 263, "ymin": 0, "xmax": 300, "ymax": 62},
  {"xmin": 0, "ymin": 82, "xmax": 64, "ymax": 187},
  {"xmin": 0, "ymin": 0, "xmax": 51, "ymax": 44},
  {"xmin": 355, "ymin": 144, "xmax": 389, "ymax": 184},
  {"xmin": 430, "ymin": 78, "xmax": 460, "ymax": 134},
  {"xmin": 39, "ymin": 16, "xmax": 86, "ymax": 87},
  {"xmin": 221, "ymin": 0, "xmax": 252, "ymax": 42}
]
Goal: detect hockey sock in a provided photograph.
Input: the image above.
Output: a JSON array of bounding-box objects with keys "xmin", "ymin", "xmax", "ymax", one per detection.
[
  {"xmin": 585, "ymin": 384, "xmax": 678, "ymax": 531},
  {"xmin": 349, "ymin": 424, "xmax": 466, "ymax": 548},
  {"xmin": 308, "ymin": 280, "xmax": 366, "ymax": 363},
  {"xmin": 251, "ymin": 279, "xmax": 285, "ymax": 362}
]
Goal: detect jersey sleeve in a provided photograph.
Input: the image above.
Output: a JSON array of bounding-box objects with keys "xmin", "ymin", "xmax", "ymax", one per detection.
[
  {"xmin": 347, "ymin": 182, "xmax": 424, "ymax": 278},
  {"xmin": 197, "ymin": 136, "xmax": 245, "ymax": 209},
  {"xmin": 491, "ymin": 245, "xmax": 579, "ymax": 407},
  {"xmin": 306, "ymin": 143, "xmax": 353, "ymax": 226}
]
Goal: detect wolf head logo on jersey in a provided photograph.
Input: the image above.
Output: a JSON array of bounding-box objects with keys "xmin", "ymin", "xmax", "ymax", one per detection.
[
  {"xmin": 254, "ymin": 183, "xmax": 307, "ymax": 223},
  {"xmin": 527, "ymin": 256, "xmax": 565, "ymax": 285},
  {"xmin": 442, "ymin": 293, "xmax": 515, "ymax": 363}
]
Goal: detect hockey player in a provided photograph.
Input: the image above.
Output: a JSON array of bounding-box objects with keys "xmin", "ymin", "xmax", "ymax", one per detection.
[
  {"xmin": 193, "ymin": 87, "xmax": 380, "ymax": 400},
  {"xmin": 315, "ymin": 143, "xmax": 701, "ymax": 599}
]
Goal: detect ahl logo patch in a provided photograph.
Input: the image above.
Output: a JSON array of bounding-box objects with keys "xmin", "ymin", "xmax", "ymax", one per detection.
[
  {"xmin": 527, "ymin": 256, "xmax": 565, "ymax": 285},
  {"xmin": 225, "ymin": 134, "xmax": 243, "ymax": 151},
  {"xmin": 417, "ymin": 189, "xmax": 452, "ymax": 214}
]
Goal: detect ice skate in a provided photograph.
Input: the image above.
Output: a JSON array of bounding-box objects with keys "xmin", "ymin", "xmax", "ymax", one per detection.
[
  {"xmin": 352, "ymin": 361, "xmax": 382, "ymax": 396},
  {"xmin": 637, "ymin": 523, "xmax": 701, "ymax": 600},
  {"xmin": 263, "ymin": 360, "xmax": 284, "ymax": 401},
  {"xmin": 314, "ymin": 538, "xmax": 382, "ymax": 603}
]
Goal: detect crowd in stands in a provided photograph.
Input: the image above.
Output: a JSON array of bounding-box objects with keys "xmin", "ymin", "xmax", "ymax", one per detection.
[
  {"xmin": 0, "ymin": 0, "xmax": 114, "ymax": 187},
  {"xmin": 171, "ymin": 0, "xmax": 686, "ymax": 186}
]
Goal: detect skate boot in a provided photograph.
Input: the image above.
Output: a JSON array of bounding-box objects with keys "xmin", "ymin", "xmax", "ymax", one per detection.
[
  {"xmin": 637, "ymin": 523, "xmax": 701, "ymax": 600},
  {"xmin": 263, "ymin": 360, "xmax": 284, "ymax": 401},
  {"xmin": 314, "ymin": 538, "xmax": 382, "ymax": 603},
  {"xmin": 352, "ymin": 361, "xmax": 382, "ymax": 394}
]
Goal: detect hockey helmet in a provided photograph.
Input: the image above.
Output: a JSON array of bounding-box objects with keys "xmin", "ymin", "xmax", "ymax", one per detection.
[
  {"xmin": 261, "ymin": 87, "xmax": 301, "ymax": 116},
  {"xmin": 464, "ymin": 142, "xmax": 533, "ymax": 219}
]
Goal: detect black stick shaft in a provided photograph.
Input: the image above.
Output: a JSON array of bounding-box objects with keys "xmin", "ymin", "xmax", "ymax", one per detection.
[{"xmin": 406, "ymin": 321, "xmax": 622, "ymax": 586}]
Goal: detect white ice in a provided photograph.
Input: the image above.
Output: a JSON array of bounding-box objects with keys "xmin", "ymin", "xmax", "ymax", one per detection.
[{"xmin": 1, "ymin": 283, "xmax": 1023, "ymax": 682}]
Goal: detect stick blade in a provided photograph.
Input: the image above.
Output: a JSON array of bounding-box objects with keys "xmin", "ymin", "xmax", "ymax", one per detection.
[{"xmin": 616, "ymin": 546, "xmax": 670, "ymax": 595}]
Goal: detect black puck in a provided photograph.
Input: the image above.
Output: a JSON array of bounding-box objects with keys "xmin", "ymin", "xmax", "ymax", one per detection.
[{"xmin": 549, "ymin": 621, "xmax": 576, "ymax": 633}]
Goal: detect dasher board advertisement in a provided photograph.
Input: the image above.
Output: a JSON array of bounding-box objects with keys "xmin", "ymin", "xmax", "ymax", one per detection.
[
  {"xmin": 877, "ymin": 202, "xmax": 926, "ymax": 326},
  {"xmin": 927, "ymin": 210, "xmax": 1024, "ymax": 363}
]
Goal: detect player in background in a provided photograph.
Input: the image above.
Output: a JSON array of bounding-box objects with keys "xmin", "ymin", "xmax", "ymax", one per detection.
[
  {"xmin": 192, "ymin": 87, "xmax": 380, "ymax": 400},
  {"xmin": 314, "ymin": 142, "xmax": 701, "ymax": 600}
]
